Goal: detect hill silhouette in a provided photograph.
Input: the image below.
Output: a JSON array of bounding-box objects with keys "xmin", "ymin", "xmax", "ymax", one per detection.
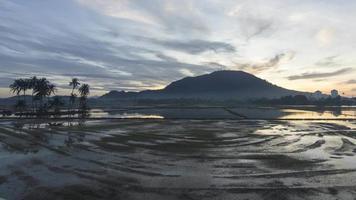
[{"xmin": 101, "ymin": 70, "xmax": 303, "ymax": 100}]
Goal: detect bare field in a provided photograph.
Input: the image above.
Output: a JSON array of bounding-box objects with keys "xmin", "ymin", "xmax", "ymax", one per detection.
[{"xmin": 0, "ymin": 118, "xmax": 356, "ymax": 199}]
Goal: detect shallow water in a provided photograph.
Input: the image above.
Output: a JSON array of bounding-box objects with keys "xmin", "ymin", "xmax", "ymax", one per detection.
[
  {"xmin": 0, "ymin": 119, "xmax": 356, "ymax": 199},
  {"xmin": 3, "ymin": 107, "xmax": 356, "ymax": 120},
  {"xmin": 90, "ymin": 106, "xmax": 356, "ymax": 119}
]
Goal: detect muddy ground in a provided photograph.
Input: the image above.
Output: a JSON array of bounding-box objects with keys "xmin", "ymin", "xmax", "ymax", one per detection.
[{"xmin": 0, "ymin": 119, "xmax": 356, "ymax": 199}]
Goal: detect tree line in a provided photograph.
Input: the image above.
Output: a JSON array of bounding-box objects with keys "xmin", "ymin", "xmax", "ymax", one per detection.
[
  {"xmin": 8, "ymin": 77, "xmax": 90, "ymax": 117},
  {"xmin": 253, "ymin": 95, "xmax": 355, "ymax": 106}
]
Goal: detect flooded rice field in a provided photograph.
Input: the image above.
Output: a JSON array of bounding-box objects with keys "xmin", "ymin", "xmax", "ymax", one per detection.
[
  {"xmin": 3, "ymin": 106, "xmax": 356, "ymax": 120},
  {"xmin": 0, "ymin": 118, "xmax": 356, "ymax": 199},
  {"xmin": 90, "ymin": 106, "xmax": 356, "ymax": 120}
]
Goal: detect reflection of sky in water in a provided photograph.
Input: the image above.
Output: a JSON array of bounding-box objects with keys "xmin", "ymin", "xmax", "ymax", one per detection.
[
  {"xmin": 280, "ymin": 109, "xmax": 356, "ymax": 119},
  {"xmin": 116, "ymin": 113, "xmax": 164, "ymax": 119},
  {"xmin": 2, "ymin": 107, "xmax": 356, "ymax": 119},
  {"xmin": 1, "ymin": 118, "xmax": 356, "ymax": 199},
  {"xmin": 254, "ymin": 120, "xmax": 356, "ymax": 169},
  {"xmin": 90, "ymin": 109, "xmax": 163, "ymax": 119},
  {"xmin": 92, "ymin": 107, "xmax": 356, "ymax": 119}
]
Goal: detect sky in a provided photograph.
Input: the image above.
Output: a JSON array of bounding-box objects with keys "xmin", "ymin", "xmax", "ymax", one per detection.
[{"xmin": 0, "ymin": 0, "xmax": 356, "ymax": 97}]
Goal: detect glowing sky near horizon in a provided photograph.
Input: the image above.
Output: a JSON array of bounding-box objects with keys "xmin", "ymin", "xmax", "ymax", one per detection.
[{"xmin": 0, "ymin": 0, "xmax": 355, "ymax": 97}]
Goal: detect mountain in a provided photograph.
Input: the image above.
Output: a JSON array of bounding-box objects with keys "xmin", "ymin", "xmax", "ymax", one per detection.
[
  {"xmin": 101, "ymin": 91, "xmax": 139, "ymax": 99},
  {"xmin": 101, "ymin": 70, "xmax": 304, "ymax": 100}
]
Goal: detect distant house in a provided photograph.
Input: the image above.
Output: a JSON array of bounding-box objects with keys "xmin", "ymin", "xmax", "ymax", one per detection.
[{"xmin": 331, "ymin": 89, "xmax": 339, "ymax": 98}]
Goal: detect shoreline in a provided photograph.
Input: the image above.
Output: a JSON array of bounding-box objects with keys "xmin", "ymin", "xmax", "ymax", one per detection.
[{"xmin": 1, "ymin": 117, "xmax": 356, "ymax": 121}]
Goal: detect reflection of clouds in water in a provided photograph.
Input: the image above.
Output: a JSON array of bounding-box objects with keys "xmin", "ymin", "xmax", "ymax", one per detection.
[
  {"xmin": 280, "ymin": 108, "xmax": 356, "ymax": 119},
  {"xmin": 1, "ymin": 118, "xmax": 356, "ymax": 199},
  {"xmin": 2, "ymin": 107, "xmax": 356, "ymax": 120},
  {"xmin": 94, "ymin": 107, "xmax": 356, "ymax": 119}
]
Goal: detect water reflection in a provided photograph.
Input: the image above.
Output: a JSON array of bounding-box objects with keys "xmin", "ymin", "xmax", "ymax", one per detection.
[
  {"xmin": 280, "ymin": 107, "xmax": 356, "ymax": 119},
  {"xmin": 91, "ymin": 107, "xmax": 356, "ymax": 120},
  {"xmin": 0, "ymin": 120, "xmax": 88, "ymax": 154},
  {"xmin": 2, "ymin": 107, "xmax": 356, "ymax": 120},
  {"xmin": 1, "ymin": 119, "xmax": 356, "ymax": 200}
]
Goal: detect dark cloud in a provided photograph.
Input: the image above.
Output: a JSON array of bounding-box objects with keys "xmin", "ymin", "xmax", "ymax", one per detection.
[
  {"xmin": 2, "ymin": 0, "xmax": 355, "ymax": 96},
  {"xmin": 345, "ymin": 79, "xmax": 356, "ymax": 84},
  {"xmin": 204, "ymin": 62, "xmax": 229, "ymax": 70},
  {"xmin": 288, "ymin": 68, "xmax": 353, "ymax": 80},
  {"xmin": 155, "ymin": 53, "xmax": 178, "ymax": 62},
  {"xmin": 131, "ymin": 36, "xmax": 236, "ymax": 55},
  {"xmin": 313, "ymin": 79, "xmax": 327, "ymax": 82},
  {"xmin": 0, "ymin": 0, "xmax": 218, "ymax": 94},
  {"xmin": 315, "ymin": 55, "xmax": 339, "ymax": 67},
  {"xmin": 87, "ymin": 0, "xmax": 211, "ymax": 34},
  {"xmin": 235, "ymin": 7, "xmax": 275, "ymax": 41},
  {"xmin": 242, "ymin": 19, "xmax": 273, "ymax": 41},
  {"xmin": 235, "ymin": 52, "xmax": 295, "ymax": 73},
  {"xmin": 155, "ymin": 39, "xmax": 236, "ymax": 54}
]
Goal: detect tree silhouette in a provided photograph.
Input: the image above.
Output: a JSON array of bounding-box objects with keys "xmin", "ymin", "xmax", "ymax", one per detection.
[
  {"xmin": 28, "ymin": 76, "xmax": 38, "ymax": 111},
  {"xmin": 14, "ymin": 100, "xmax": 27, "ymax": 117},
  {"xmin": 69, "ymin": 78, "xmax": 80, "ymax": 113},
  {"xmin": 32, "ymin": 78, "xmax": 56, "ymax": 114},
  {"xmin": 78, "ymin": 84, "xmax": 90, "ymax": 111},
  {"xmin": 21, "ymin": 79, "xmax": 29, "ymax": 102},
  {"xmin": 10, "ymin": 79, "xmax": 28, "ymax": 114},
  {"xmin": 9, "ymin": 77, "xmax": 90, "ymax": 119},
  {"xmin": 9, "ymin": 79, "xmax": 22, "ymax": 97},
  {"xmin": 47, "ymin": 83, "xmax": 56, "ymax": 97},
  {"xmin": 69, "ymin": 78, "xmax": 80, "ymax": 94},
  {"xmin": 79, "ymin": 84, "xmax": 90, "ymax": 97},
  {"xmin": 50, "ymin": 96, "xmax": 64, "ymax": 116}
]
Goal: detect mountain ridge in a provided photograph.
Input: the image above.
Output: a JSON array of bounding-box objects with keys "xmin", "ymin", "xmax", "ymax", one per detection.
[{"xmin": 101, "ymin": 70, "xmax": 305, "ymax": 100}]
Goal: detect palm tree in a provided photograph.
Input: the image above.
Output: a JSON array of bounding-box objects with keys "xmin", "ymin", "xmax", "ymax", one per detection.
[
  {"xmin": 69, "ymin": 78, "xmax": 80, "ymax": 113},
  {"xmin": 69, "ymin": 78, "xmax": 80, "ymax": 95},
  {"xmin": 78, "ymin": 84, "xmax": 90, "ymax": 111},
  {"xmin": 78, "ymin": 84, "xmax": 90, "ymax": 97},
  {"xmin": 47, "ymin": 84, "xmax": 56, "ymax": 97},
  {"xmin": 9, "ymin": 79, "xmax": 22, "ymax": 97},
  {"xmin": 10, "ymin": 77, "xmax": 58, "ymax": 117},
  {"xmin": 10, "ymin": 79, "xmax": 28, "ymax": 114},
  {"xmin": 21, "ymin": 78, "xmax": 30, "ymax": 101},
  {"xmin": 33, "ymin": 78, "xmax": 56, "ymax": 112},
  {"xmin": 33, "ymin": 78, "xmax": 48, "ymax": 98},
  {"xmin": 28, "ymin": 76, "xmax": 38, "ymax": 112}
]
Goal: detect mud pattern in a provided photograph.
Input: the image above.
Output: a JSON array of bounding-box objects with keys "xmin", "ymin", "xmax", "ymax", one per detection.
[{"xmin": 0, "ymin": 119, "xmax": 356, "ymax": 200}]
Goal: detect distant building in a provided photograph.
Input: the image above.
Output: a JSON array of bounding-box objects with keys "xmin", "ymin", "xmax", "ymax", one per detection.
[
  {"xmin": 331, "ymin": 89, "xmax": 339, "ymax": 98},
  {"xmin": 313, "ymin": 90, "xmax": 323, "ymax": 100}
]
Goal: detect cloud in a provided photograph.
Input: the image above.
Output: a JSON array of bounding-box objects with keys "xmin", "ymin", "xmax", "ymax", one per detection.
[
  {"xmin": 204, "ymin": 62, "xmax": 229, "ymax": 70},
  {"xmin": 78, "ymin": 0, "xmax": 210, "ymax": 34},
  {"xmin": 316, "ymin": 28, "xmax": 335, "ymax": 47},
  {"xmin": 1, "ymin": 0, "xmax": 356, "ymax": 97},
  {"xmin": 156, "ymin": 39, "xmax": 236, "ymax": 54},
  {"xmin": 179, "ymin": 68, "xmax": 195, "ymax": 77},
  {"xmin": 315, "ymin": 55, "xmax": 339, "ymax": 67},
  {"xmin": 240, "ymin": 16, "xmax": 274, "ymax": 41},
  {"xmin": 288, "ymin": 68, "xmax": 352, "ymax": 80},
  {"xmin": 228, "ymin": 2, "xmax": 278, "ymax": 41},
  {"xmin": 234, "ymin": 52, "xmax": 295, "ymax": 73},
  {"xmin": 155, "ymin": 53, "xmax": 177, "ymax": 62},
  {"xmin": 0, "ymin": 0, "xmax": 219, "ymax": 95},
  {"xmin": 345, "ymin": 79, "xmax": 356, "ymax": 84}
]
